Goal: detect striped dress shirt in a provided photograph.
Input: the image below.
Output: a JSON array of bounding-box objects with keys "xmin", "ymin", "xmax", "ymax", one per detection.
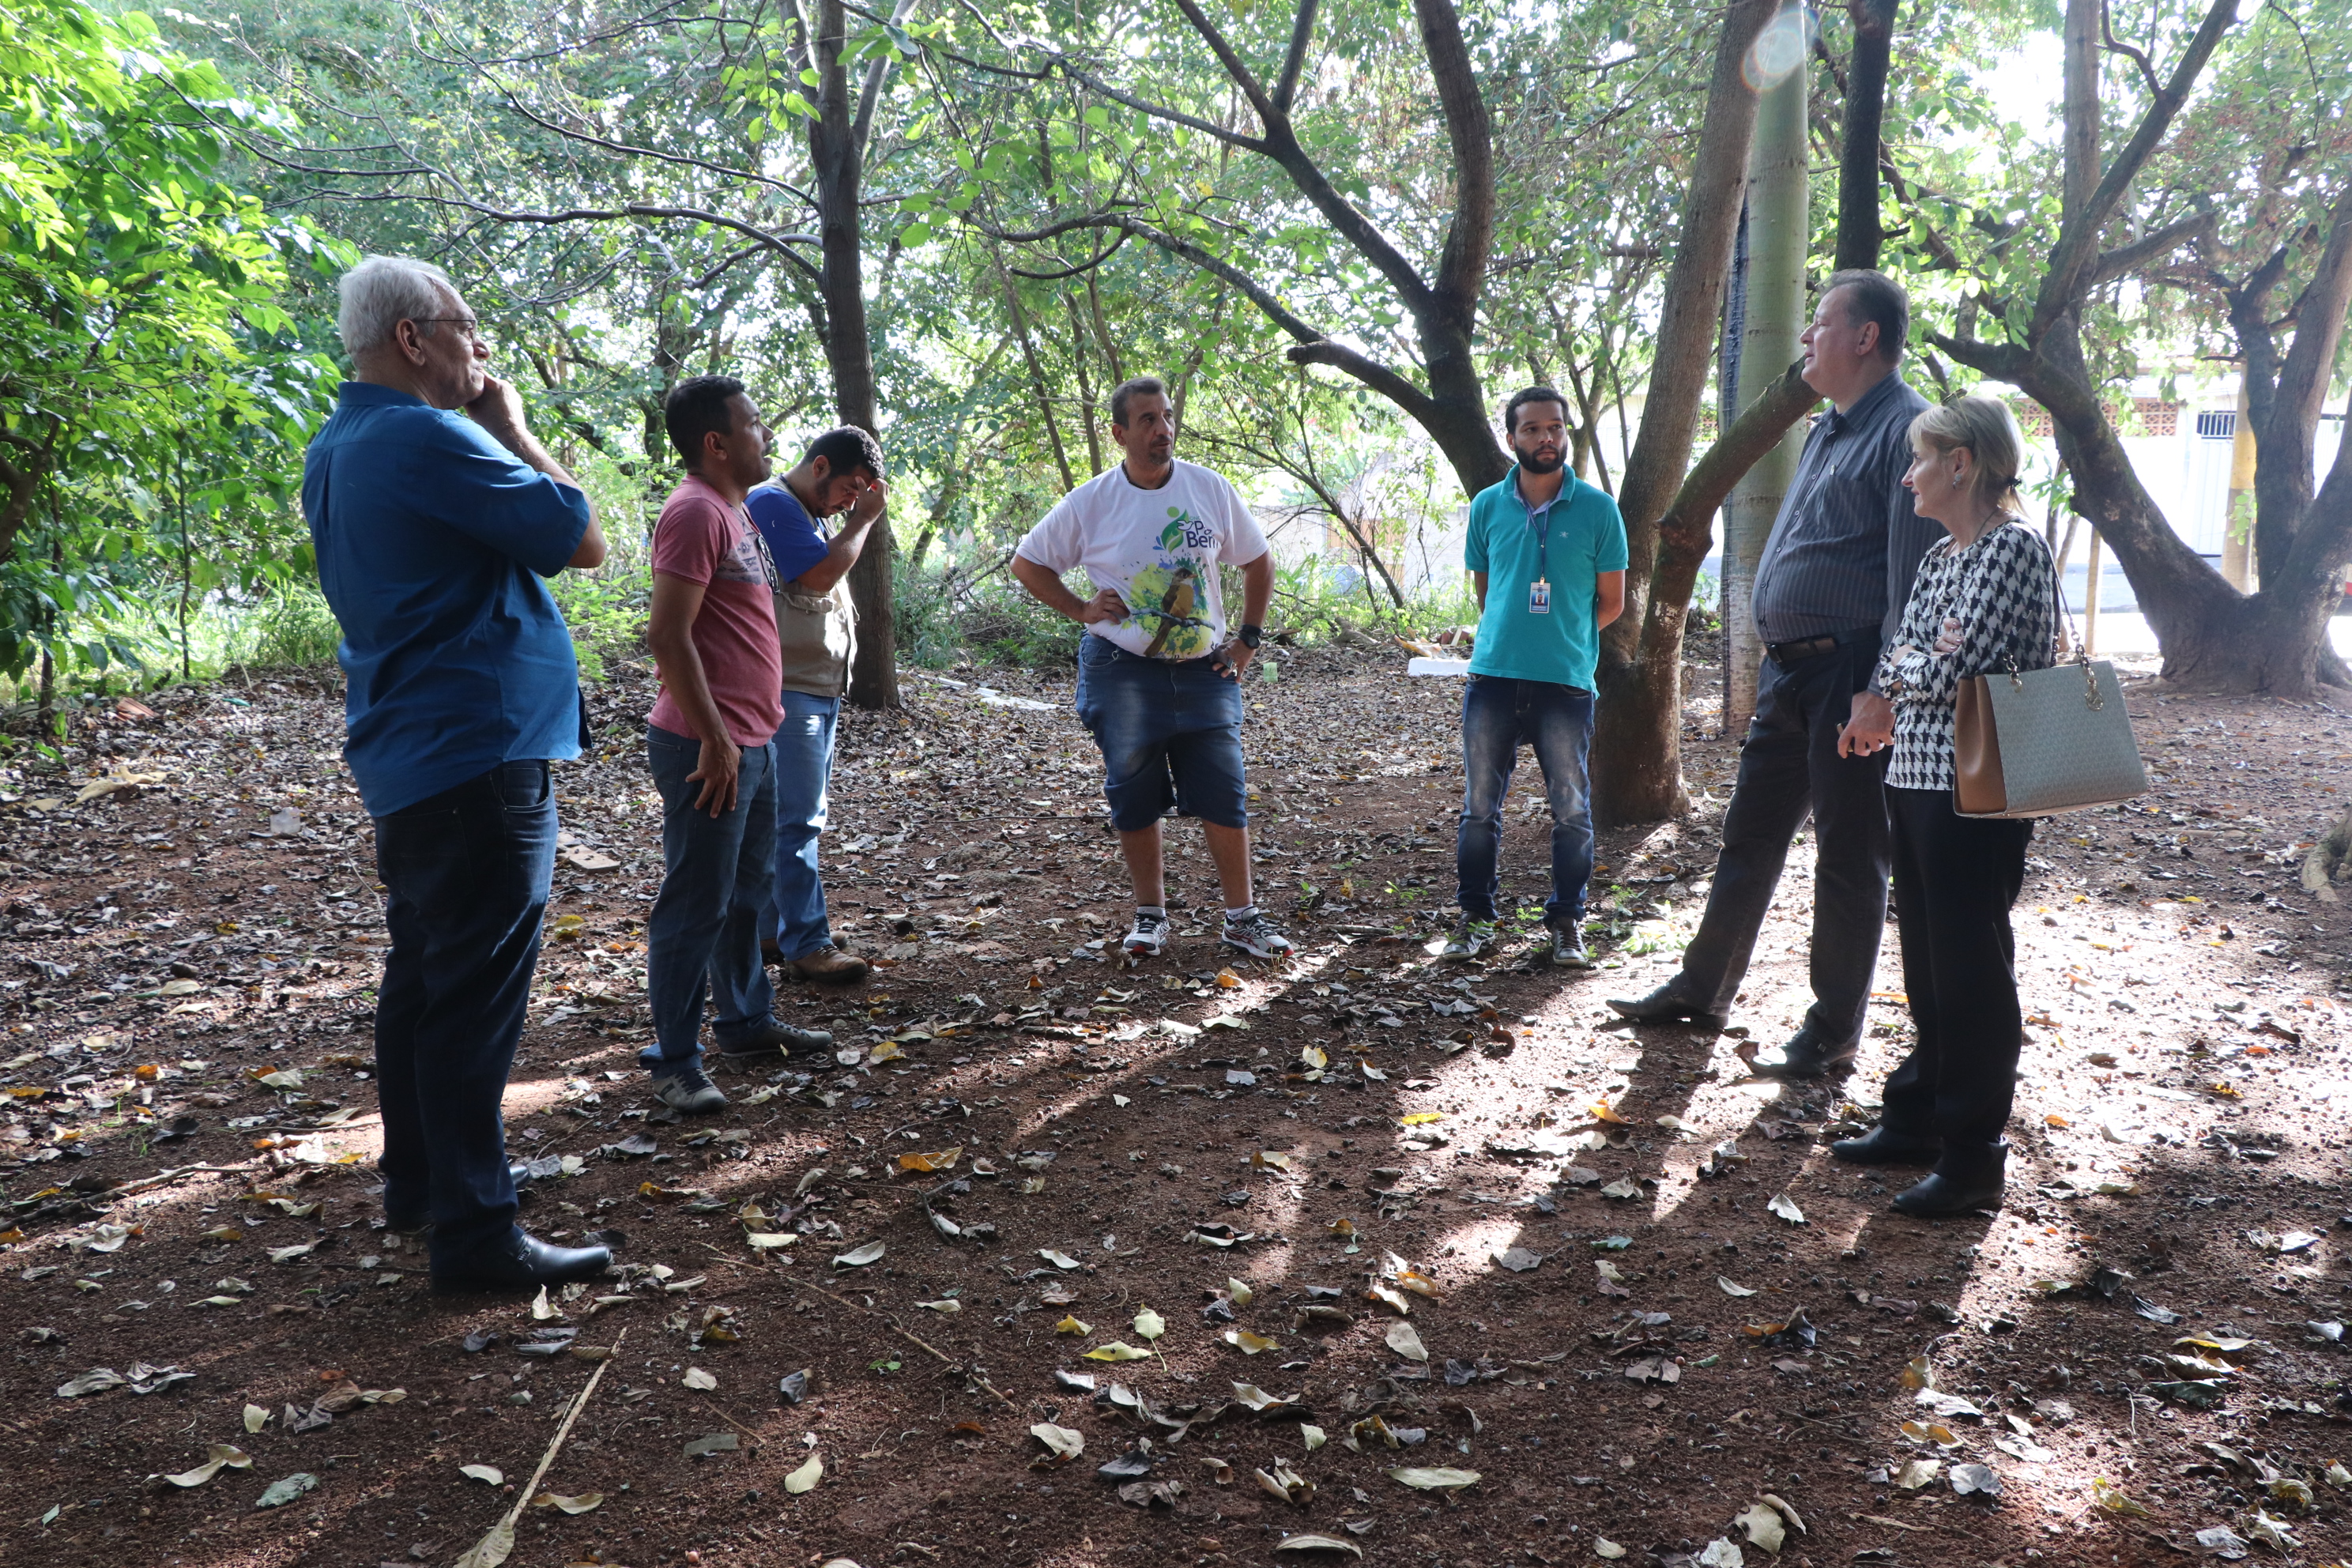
[{"xmin": 1747, "ymin": 371, "xmax": 1940, "ymax": 690}]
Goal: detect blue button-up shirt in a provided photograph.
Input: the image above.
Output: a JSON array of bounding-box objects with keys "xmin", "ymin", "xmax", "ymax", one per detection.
[{"xmin": 303, "ymin": 382, "xmax": 591, "ymax": 816}]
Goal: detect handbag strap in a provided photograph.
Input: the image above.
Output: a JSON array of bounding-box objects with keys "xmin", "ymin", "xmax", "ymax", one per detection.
[{"xmin": 1985, "ymin": 530, "xmax": 2097, "ymax": 709}]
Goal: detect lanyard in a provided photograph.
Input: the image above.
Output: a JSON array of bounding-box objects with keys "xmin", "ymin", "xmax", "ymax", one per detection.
[
  {"xmin": 1525, "ymin": 493, "xmax": 1554, "ymax": 583},
  {"xmin": 1522, "ymin": 489, "xmax": 1556, "ymax": 615}
]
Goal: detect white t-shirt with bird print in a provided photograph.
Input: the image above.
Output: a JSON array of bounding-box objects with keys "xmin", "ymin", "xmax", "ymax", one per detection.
[{"xmin": 1016, "ymin": 460, "xmax": 1270, "ymax": 661}]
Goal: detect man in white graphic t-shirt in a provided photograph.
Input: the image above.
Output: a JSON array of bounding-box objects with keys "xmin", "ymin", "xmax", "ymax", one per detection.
[{"xmin": 1012, "ymin": 376, "xmax": 1295, "ymax": 963}]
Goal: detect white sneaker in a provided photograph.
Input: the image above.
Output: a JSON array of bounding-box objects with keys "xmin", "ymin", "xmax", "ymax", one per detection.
[
  {"xmin": 1123, "ymin": 910, "xmax": 1170, "ymax": 957},
  {"xmin": 1220, "ymin": 910, "xmax": 1295, "ymax": 959}
]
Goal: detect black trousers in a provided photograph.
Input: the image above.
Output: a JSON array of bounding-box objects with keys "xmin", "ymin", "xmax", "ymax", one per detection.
[
  {"xmin": 1677, "ymin": 633, "xmax": 1890, "ymax": 1046},
  {"xmin": 374, "ymin": 760, "xmax": 557, "ymax": 1265},
  {"xmin": 1878, "ymin": 786, "xmax": 2034, "ymax": 1144}
]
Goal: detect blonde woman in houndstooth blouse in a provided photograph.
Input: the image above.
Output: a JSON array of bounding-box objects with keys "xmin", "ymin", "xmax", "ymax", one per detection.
[{"xmin": 1827, "ymin": 395, "xmax": 2060, "ymax": 1219}]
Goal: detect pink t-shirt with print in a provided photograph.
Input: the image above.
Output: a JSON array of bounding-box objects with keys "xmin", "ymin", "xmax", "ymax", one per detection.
[{"xmin": 646, "ymin": 474, "xmax": 783, "ymax": 748}]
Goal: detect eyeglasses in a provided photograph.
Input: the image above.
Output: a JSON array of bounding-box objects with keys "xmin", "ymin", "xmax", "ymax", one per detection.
[{"xmin": 412, "ymin": 317, "xmax": 487, "ymax": 342}]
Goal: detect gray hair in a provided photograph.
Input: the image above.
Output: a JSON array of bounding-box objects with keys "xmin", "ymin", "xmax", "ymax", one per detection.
[{"xmin": 337, "ymin": 255, "xmax": 458, "ymax": 358}]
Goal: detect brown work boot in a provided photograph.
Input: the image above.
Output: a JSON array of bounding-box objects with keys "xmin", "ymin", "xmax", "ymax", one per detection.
[{"xmin": 789, "ymin": 944, "xmax": 869, "ymax": 985}]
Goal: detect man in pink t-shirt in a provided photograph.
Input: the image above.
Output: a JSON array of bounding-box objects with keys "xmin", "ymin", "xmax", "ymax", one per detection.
[{"xmin": 641, "ymin": 375, "xmax": 831, "ymax": 1113}]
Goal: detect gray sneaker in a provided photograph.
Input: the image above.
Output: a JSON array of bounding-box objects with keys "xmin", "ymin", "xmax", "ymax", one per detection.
[
  {"xmin": 652, "ymin": 1061, "xmax": 728, "ymax": 1114},
  {"xmin": 1220, "ymin": 910, "xmax": 1295, "ymax": 959},
  {"xmin": 1548, "ymin": 926, "xmax": 1595, "ymax": 970},
  {"xmin": 1441, "ymin": 919, "xmax": 1497, "ymax": 962},
  {"xmin": 715, "ymin": 1017, "xmax": 833, "ymax": 1061}
]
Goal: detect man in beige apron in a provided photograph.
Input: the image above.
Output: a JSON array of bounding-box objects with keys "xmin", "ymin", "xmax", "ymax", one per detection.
[{"xmin": 744, "ymin": 427, "xmax": 888, "ymax": 983}]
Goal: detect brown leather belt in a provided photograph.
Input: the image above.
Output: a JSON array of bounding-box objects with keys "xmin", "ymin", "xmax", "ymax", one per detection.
[{"xmin": 1764, "ymin": 635, "xmax": 1841, "ymax": 666}]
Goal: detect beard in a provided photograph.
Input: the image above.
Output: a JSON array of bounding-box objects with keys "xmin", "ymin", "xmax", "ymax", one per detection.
[{"xmin": 1515, "ymin": 445, "xmax": 1566, "ymax": 476}]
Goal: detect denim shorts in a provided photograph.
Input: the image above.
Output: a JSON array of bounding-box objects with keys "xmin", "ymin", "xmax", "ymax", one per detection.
[{"xmin": 1073, "ymin": 635, "xmax": 1249, "ymax": 831}]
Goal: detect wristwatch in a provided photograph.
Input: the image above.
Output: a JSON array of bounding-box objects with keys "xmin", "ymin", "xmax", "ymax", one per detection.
[{"xmin": 1237, "ymin": 624, "xmax": 1263, "ymax": 650}]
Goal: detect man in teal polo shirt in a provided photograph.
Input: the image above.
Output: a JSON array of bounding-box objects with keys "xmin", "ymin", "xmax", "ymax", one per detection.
[{"xmin": 1446, "ymin": 387, "xmax": 1628, "ymax": 967}]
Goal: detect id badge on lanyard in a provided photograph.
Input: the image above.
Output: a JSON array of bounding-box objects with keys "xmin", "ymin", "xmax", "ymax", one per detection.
[{"xmin": 1527, "ymin": 499, "xmax": 1552, "ymax": 614}]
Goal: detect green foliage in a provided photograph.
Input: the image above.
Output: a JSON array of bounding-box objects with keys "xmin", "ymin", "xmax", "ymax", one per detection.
[
  {"xmin": 550, "ymin": 564, "xmax": 654, "ymax": 684},
  {"xmin": 0, "ymin": 0, "xmax": 347, "ymax": 687},
  {"xmin": 246, "ymin": 585, "xmax": 343, "ymax": 669}
]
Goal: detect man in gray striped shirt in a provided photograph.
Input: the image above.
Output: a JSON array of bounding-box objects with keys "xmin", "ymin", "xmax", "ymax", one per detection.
[{"xmin": 1610, "ymin": 270, "xmax": 1939, "ymax": 1079}]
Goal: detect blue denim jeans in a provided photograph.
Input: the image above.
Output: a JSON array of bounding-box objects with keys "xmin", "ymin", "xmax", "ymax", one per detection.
[
  {"xmin": 372, "ymin": 759, "xmax": 557, "ymax": 1267},
  {"xmin": 643, "ymin": 724, "xmax": 778, "ymax": 1072},
  {"xmin": 766, "ymin": 691, "xmax": 839, "ymax": 962},
  {"xmin": 1455, "ymin": 676, "xmax": 1595, "ymax": 928},
  {"xmin": 1072, "ymin": 635, "xmax": 1249, "ymax": 831}
]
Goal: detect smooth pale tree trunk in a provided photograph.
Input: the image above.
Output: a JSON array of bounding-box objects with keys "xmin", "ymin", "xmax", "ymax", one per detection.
[
  {"xmin": 1588, "ymin": 0, "xmax": 1779, "ymax": 825},
  {"xmin": 1589, "ymin": 0, "xmax": 1899, "ymax": 824},
  {"xmin": 1721, "ymin": 36, "xmax": 1807, "ymax": 736},
  {"xmin": 2223, "ymin": 384, "xmax": 2254, "ymax": 590}
]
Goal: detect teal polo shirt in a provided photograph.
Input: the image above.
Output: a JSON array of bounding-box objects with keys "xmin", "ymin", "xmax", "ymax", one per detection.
[{"xmin": 1464, "ymin": 467, "xmax": 1628, "ymax": 690}]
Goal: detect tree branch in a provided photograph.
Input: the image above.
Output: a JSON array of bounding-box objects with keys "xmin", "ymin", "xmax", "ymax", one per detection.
[
  {"xmin": 2087, "ymin": 207, "xmax": 2215, "ymax": 288},
  {"xmin": 2098, "ymin": 0, "xmax": 2163, "ymax": 100},
  {"xmin": 486, "ymin": 80, "xmax": 816, "ymax": 207},
  {"xmin": 2032, "ymin": 0, "xmax": 2237, "ymax": 338},
  {"xmin": 1283, "ymin": 341, "xmax": 1438, "ymax": 427},
  {"xmin": 1412, "ymin": 0, "xmax": 1494, "ymax": 318},
  {"xmin": 1165, "ymin": 0, "xmax": 1280, "ymax": 130},
  {"xmin": 1928, "ymin": 330, "xmax": 2031, "ymax": 383},
  {"xmin": 1271, "ymin": 0, "xmax": 1321, "ymax": 114},
  {"xmin": 1007, "ymin": 229, "xmax": 1131, "ymax": 279},
  {"xmin": 854, "ymin": 0, "xmax": 924, "ymax": 160},
  {"xmin": 308, "ymin": 190, "xmax": 824, "ymax": 279},
  {"xmin": 1051, "ymin": 58, "xmax": 1268, "ymax": 152}
]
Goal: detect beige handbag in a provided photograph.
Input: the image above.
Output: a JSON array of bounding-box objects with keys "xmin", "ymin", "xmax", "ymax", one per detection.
[{"xmin": 1954, "ymin": 652, "xmax": 2147, "ymax": 818}]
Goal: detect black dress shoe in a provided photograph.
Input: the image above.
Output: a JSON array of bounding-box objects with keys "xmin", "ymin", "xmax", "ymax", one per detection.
[
  {"xmin": 1748, "ymin": 1027, "xmax": 1857, "ymax": 1080},
  {"xmin": 1891, "ymin": 1141, "xmax": 2007, "ymax": 1217},
  {"xmin": 1604, "ymin": 985, "xmax": 1728, "ymax": 1032},
  {"xmin": 1830, "ymin": 1123, "xmax": 1943, "ymax": 1165},
  {"xmin": 432, "ymin": 1229, "xmax": 612, "ymax": 1291}
]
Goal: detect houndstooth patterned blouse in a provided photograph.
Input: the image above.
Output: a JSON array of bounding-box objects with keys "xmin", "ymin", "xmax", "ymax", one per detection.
[{"xmin": 1873, "ymin": 519, "xmax": 2062, "ymax": 793}]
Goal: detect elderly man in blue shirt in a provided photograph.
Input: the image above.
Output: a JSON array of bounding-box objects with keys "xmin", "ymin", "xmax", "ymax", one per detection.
[{"xmin": 304, "ymin": 255, "xmax": 613, "ymax": 1291}]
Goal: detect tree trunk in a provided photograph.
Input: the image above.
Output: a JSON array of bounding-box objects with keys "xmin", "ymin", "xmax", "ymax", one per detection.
[
  {"xmin": 1833, "ymin": 0, "xmax": 1898, "ymax": 270},
  {"xmin": 1062, "ymin": 292, "xmax": 1105, "ymax": 473},
  {"xmin": 1589, "ymin": 0, "xmax": 1778, "ymax": 826},
  {"xmin": 1090, "ymin": 0, "xmax": 1507, "ymax": 499},
  {"xmin": 811, "ymin": 0, "xmax": 898, "ymax": 708},
  {"xmin": 1723, "ymin": 37, "xmax": 1808, "ymax": 736},
  {"xmin": 1000, "ymin": 268, "xmax": 1075, "ymax": 491},
  {"xmin": 1939, "ymin": 0, "xmax": 2352, "ymax": 693}
]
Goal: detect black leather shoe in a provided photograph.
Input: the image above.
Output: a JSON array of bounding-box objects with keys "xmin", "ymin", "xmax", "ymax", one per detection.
[
  {"xmin": 1830, "ymin": 1124, "xmax": 1943, "ymax": 1165},
  {"xmin": 1748, "ymin": 1027, "xmax": 1857, "ymax": 1080},
  {"xmin": 1605, "ymin": 985, "xmax": 1728, "ymax": 1032},
  {"xmin": 1891, "ymin": 1142, "xmax": 2007, "ymax": 1217},
  {"xmin": 432, "ymin": 1229, "xmax": 612, "ymax": 1291}
]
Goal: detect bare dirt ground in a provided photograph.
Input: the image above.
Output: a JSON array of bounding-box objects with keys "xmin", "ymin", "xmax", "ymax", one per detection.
[{"xmin": 2, "ymin": 640, "xmax": 2350, "ymax": 1568}]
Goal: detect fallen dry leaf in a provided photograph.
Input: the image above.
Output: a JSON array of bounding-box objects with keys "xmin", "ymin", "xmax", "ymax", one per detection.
[
  {"xmin": 1030, "ymin": 1422, "xmax": 1085, "ymax": 1459},
  {"xmin": 160, "ymin": 1444, "xmax": 252, "ymax": 1489},
  {"xmin": 1389, "ymin": 1466, "xmax": 1480, "ymax": 1490}
]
